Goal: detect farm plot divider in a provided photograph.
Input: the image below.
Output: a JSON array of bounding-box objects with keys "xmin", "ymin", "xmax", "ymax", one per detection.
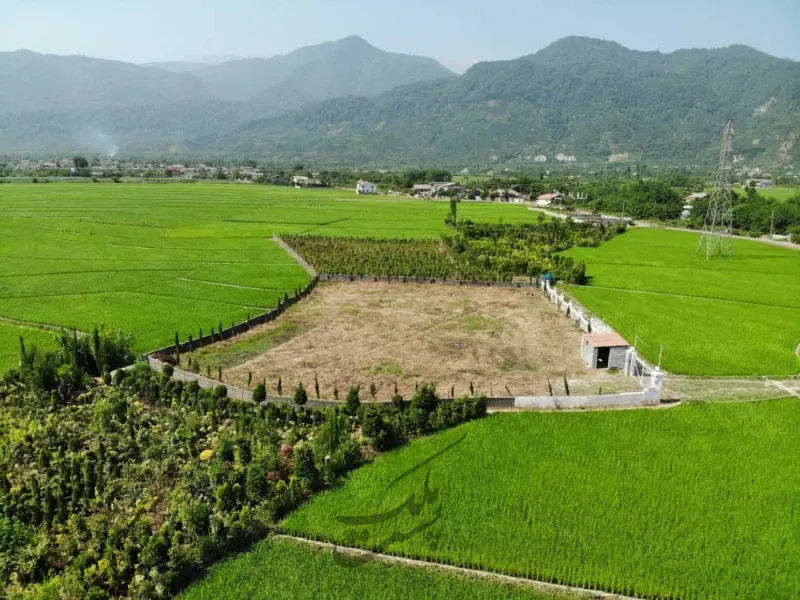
[
  {"xmin": 318, "ymin": 274, "xmax": 537, "ymax": 288},
  {"xmin": 148, "ymin": 276, "xmax": 319, "ymax": 359}
]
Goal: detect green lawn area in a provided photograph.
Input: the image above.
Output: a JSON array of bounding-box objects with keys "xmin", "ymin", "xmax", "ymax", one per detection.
[
  {"xmin": 179, "ymin": 538, "xmax": 555, "ymax": 600},
  {"xmin": 281, "ymin": 401, "xmax": 800, "ymax": 600},
  {"xmin": 561, "ymin": 228, "xmax": 800, "ymax": 376},
  {"xmin": 0, "ymin": 182, "xmax": 543, "ymax": 371}
]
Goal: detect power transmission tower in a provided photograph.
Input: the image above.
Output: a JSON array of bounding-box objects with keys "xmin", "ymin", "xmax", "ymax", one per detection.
[{"xmin": 696, "ymin": 121, "xmax": 735, "ymax": 258}]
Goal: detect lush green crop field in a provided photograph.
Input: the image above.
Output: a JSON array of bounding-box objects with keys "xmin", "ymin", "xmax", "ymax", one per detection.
[
  {"xmin": 0, "ymin": 322, "xmax": 57, "ymax": 372},
  {"xmin": 180, "ymin": 538, "xmax": 554, "ymax": 600},
  {"xmin": 561, "ymin": 228, "xmax": 800, "ymax": 375},
  {"xmin": 748, "ymin": 186, "xmax": 799, "ymax": 202},
  {"xmin": 282, "ymin": 401, "xmax": 800, "ymax": 600},
  {"xmin": 0, "ymin": 183, "xmax": 542, "ymax": 371}
]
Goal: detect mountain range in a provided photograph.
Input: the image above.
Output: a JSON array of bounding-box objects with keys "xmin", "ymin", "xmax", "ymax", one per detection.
[{"xmin": 1, "ymin": 36, "xmax": 798, "ymax": 167}]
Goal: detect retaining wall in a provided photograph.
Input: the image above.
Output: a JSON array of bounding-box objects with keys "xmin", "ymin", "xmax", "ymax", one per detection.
[
  {"xmin": 540, "ymin": 279, "xmax": 611, "ymax": 334},
  {"xmin": 148, "ymin": 356, "xmax": 663, "ymax": 411},
  {"xmin": 147, "ymin": 356, "xmax": 344, "ymax": 408}
]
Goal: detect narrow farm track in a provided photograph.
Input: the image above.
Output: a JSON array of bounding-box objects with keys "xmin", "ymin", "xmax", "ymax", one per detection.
[
  {"xmin": 274, "ymin": 535, "xmax": 644, "ymax": 600},
  {"xmin": 0, "ymin": 314, "xmax": 81, "ymax": 333},
  {"xmin": 176, "ymin": 277, "xmax": 290, "ymax": 292},
  {"xmin": 575, "ymin": 284, "xmax": 800, "ymax": 312}
]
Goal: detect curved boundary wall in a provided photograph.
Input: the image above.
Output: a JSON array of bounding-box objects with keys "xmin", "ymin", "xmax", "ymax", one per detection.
[{"xmin": 147, "ymin": 355, "xmax": 666, "ymax": 411}]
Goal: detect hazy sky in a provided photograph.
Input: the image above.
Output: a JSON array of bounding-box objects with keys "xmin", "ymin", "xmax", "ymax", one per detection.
[{"xmin": 2, "ymin": 0, "xmax": 798, "ymax": 72}]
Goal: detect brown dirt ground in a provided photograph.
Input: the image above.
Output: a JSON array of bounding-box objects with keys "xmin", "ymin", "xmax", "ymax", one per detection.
[{"xmin": 190, "ymin": 282, "xmax": 636, "ymax": 400}]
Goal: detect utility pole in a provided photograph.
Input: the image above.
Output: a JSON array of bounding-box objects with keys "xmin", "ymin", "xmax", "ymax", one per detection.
[{"xmin": 696, "ymin": 121, "xmax": 734, "ymax": 259}]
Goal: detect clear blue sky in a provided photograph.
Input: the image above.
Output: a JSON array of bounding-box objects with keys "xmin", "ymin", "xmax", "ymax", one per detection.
[{"xmin": 2, "ymin": 0, "xmax": 798, "ymax": 71}]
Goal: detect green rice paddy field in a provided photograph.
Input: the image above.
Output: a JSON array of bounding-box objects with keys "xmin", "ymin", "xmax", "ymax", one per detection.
[
  {"xmin": 562, "ymin": 228, "xmax": 800, "ymax": 376},
  {"xmin": 0, "ymin": 182, "xmax": 543, "ymax": 371},
  {"xmin": 279, "ymin": 401, "xmax": 800, "ymax": 600},
  {"xmin": 180, "ymin": 538, "xmax": 555, "ymax": 600}
]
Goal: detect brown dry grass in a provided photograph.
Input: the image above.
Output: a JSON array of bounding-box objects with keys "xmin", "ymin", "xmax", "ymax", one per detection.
[{"xmin": 190, "ymin": 282, "xmax": 633, "ymax": 400}]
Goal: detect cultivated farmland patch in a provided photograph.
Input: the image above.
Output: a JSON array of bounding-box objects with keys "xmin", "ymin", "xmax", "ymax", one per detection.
[
  {"xmin": 562, "ymin": 228, "xmax": 800, "ymax": 376},
  {"xmin": 0, "ymin": 183, "xmax": 546, "ymax": 371},
  {"xmin": 282, "ymin": 399, "xmax": 800, "ymax": 600}
]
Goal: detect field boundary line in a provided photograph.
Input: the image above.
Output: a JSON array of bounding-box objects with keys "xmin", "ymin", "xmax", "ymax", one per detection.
[
  {"xmin": 573, "ymin": 284, "xmax": 800, "ymax": 312},
  {"xmin": 176, "ymin": 277, "xmax": 293, "ymax": 292},
  {"xmin": 272, "ymin": 236, "xmax": 318, "ymax": 276},
  {"xmin": 274, "ymin": 534, "xmax": 644, "ymax": 600}
]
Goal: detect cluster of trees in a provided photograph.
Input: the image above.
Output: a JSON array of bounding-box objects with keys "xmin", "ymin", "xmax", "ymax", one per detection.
[
  {"xmin": 0, "ymin": 347, "xmax": 486, "ymax": 598},
  {"xmin": 444, "ymin": 218, "xmax": 620, "ymax": 284},
  {"xmin": 284, "ymin": 236, "xmax": 459, "ymax": 279},
  {"xmin": 286, "ymin": 217, "xmax": 617, "ymax": 285},
  {"xmin": 688, "ymin": 189, "xmax": 800, "ymax": 239},
  {"xmin": 571, "ymin": 179, "xmax": 684, "ymax": 220},
  {"xmin": 18, "ymin": 327, "xmax": 134, "ymax": 405}
]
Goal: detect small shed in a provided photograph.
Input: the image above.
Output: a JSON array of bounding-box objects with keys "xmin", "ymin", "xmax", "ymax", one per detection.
[{"xmin": 581, "ymin": 332, "xmax": 630, "ymax": 369}]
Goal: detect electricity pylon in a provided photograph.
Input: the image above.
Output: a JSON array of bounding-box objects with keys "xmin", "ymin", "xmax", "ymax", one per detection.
[{"xmin": 696, "ymin": 121, "xmax": 735, "ymax": 258}]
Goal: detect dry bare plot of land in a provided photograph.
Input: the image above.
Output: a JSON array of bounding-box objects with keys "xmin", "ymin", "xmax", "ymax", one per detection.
[{"xmin": 188, "ymin": 282, "xmax": 634, "ymax": 399}]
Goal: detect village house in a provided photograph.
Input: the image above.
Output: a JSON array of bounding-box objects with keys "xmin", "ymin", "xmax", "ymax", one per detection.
[
  {"xmin": 535, "ymin": 191, "xmax": 563, "ymax": 207},
  {"xmin": 356, "ymin": 180, "xmax": 378, "ymax": 194},
  {"xmin": 412, "ymin": 184, "xmax": 434, "ymax": 197},
  {"xmin": 293, "ymin": 175, "xmax": 324, "ymax": 188}
]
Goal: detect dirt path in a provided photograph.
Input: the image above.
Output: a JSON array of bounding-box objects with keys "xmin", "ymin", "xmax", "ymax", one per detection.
[
  {"xmin": 765, "ymin": 379, "xmax": 800, "ymax": 398},
  {"xmin": 526, "ymin": 207, "xmax": 800, "ymax": 251},
  {"xmin": 0, "ymin": 314, "xmax": 79, "ymax": 334},
  {"xmin": 274, "ymin": 534, "xmax": 643, "ymax": 600},
  {"xmin": 272, "ymin": 236, "xmax": 317, "ymax": 276}
]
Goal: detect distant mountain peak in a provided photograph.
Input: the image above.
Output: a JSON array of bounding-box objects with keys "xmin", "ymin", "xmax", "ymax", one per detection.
[{"xmin": 337, "ymin": 34, "xmax": 372, "ymax": 47}]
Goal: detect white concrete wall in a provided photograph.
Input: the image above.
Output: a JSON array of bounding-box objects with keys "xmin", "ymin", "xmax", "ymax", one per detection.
[
  {"xmin": 608, "ymin": 346, "xmax": 627, "ymax": 370},
  {"xmin": 514, "ymin": 391, "xmax": 657, "ymax": 410}
]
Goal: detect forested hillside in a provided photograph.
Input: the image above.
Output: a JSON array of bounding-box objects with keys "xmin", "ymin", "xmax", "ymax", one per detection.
[
  {"xmin": 0, "ymin": 37, "xmax": 453, "ymax": 154},
  {"xmin": 205, "ymin": 37, "xmax": 799, "ymax": 166},
  {"xmin": 1, "ymin": 37, "xmax": 797, "ymax": 166}
]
